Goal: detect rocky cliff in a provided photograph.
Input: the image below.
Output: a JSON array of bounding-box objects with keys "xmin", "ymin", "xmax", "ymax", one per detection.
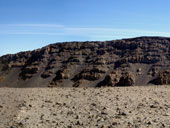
[{"xmin": 0, "ymin": 36, "xmax": 170, "ymax": 87}]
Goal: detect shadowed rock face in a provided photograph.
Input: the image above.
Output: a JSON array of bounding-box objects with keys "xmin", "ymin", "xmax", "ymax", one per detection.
[
  {"xmin": 115, "ymin": 72, "xmax": 135, "ymax": 86},
  {"xmin": 0, "ymin": 36, "xmax": 170, "ymax": 87},
  {"xmin": 96, "ymin": 72, "xmax": 120, "ymax": 87},
  {"xmin": 151, "ymin": 70, "xmax": 170, "ymax": 85}
]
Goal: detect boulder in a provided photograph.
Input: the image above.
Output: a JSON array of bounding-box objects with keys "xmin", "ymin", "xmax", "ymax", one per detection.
[
  {"xmin": 153, "ymin": 70, "xmax": 170, "ymax": 85},
  {"xmin": 53, "ymin": 70, "xmax": 68, "ymax": 81},
  {"xmin": 51, "ymin": 69, "xmax": 69, "ymax": 85},
  {"xmin": 116, "ymin": 72, "xmax": 135, "ymax": 86},
  {"xmin": 137, "ymin": 68, "xmax": 141, "ymax": 72},
  {"xmin": 96, "ymin": 72, "xmax": 119, "ymax": 87}
]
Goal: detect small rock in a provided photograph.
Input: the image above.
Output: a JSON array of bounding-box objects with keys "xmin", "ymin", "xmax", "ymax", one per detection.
[
  {"xmin": 29, "ymin": 104, "xmax": 32, "ymax": 107},
  {"xmin": 150, "ymin": 105, "xmax": 157, "ymax": 108},
  {"xmin": 67, "ymin": 125, "xmax": 72, "ymax": 128},
  {"xmin": 112, "ymin": 122, "xmax": 118, "ymax": 125},
  {"xmin": 147, "ymin": 121, "xmax": 152, "ymax": 125},
  {"xmin": 120, "ymin": 112, "xmax": 127, "ymax": 116}
]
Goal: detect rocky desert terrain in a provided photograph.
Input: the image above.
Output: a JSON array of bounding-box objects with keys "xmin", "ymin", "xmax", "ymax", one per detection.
[
  {"xmin": 1, "ymin": 37, "xmax": 170, "ymax": 128},
  {"xmin": 1, "ymin": 86, "xmax": 170, "ymax": 128},
  {"xmin": 0, "ymin": 36, "xmax": 170, "ymax": 87}
]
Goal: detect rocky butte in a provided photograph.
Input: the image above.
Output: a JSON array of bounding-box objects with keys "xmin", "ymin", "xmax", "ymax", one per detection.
[{"xmin": 0, "ymin": 36, "xmax": 170, "ymax": 87}]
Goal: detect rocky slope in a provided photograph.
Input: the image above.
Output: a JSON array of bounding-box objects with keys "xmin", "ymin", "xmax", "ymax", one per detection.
[{"xmin": 0, "ymin": 36, "xmax": 170, "ymax": 87}]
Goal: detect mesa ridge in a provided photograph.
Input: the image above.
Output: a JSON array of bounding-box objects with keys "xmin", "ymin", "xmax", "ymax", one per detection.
[{"xmin": 0, "ymin": 36, "xmax": 170, "ymax": 87}]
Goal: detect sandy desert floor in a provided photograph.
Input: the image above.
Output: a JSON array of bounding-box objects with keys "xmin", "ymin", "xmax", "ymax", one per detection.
[{"xmin": 1, "ymin": 86, "xmax": 170, "ymax": 128}]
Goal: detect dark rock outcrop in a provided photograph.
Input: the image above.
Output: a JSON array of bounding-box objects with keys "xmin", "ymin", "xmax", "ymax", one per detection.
[
  {"xmin": 0, "ymin": 36, "xmax": 170, "ymax": 87},
  {"xmin": 96, "ymin": 72, "xmax": 119, "ymax": 87},
  {"xmin": 19, "ymin": 66, "xmax": 39, "ymax": 80},
  {"xmin": 152, "ymin": 70, "xmax": 170, "ymax": 85},
  {"xmin": 72, "ymin": 68, "xmax": 102, "ymax": 82},
  {"xmin": 115, "ymin": 72, "xmax": 135, "ymax": 86}
]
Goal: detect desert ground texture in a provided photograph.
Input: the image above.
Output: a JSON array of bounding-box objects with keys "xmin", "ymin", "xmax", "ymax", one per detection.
[{"xmin": 1, "ymin": 86, "xmax": 170, "ymax": 128}]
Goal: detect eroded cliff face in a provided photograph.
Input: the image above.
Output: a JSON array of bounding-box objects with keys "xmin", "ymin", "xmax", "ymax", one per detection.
[{"xmin": 0, "ymin": 36, "xmax": 170, "ymax": 87}]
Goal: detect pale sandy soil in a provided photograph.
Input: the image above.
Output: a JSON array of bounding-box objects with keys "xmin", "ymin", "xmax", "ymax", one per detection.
[{"xmin": 0, "ymin": 86, "xmax": 170, "ymax": 128}]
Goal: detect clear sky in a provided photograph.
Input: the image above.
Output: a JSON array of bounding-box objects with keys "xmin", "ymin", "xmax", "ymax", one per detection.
[{"xmin": 0, "ymin": 0, "xmax": 170, "ymax": 56}]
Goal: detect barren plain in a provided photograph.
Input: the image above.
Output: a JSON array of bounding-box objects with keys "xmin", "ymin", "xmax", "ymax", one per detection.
[{"xmin": 1, "ymin": 86, "xmax": 170, "ymax": 128}]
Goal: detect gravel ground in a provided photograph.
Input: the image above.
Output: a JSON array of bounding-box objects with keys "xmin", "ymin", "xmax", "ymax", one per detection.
[{"xmin": 1, "ymin": 86, "xmax": 170, "ymax": 128}]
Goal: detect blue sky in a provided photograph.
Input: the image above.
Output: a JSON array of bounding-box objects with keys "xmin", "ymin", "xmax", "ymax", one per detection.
[{"xmin": 0, "ymin": 0, "xmax": 170, "ymax": 56}]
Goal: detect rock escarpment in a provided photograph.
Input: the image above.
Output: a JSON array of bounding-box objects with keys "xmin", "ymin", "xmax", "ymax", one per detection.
[{"xmin": 0, "ymin": 36, "xmax": 170, "ymax": 87}]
